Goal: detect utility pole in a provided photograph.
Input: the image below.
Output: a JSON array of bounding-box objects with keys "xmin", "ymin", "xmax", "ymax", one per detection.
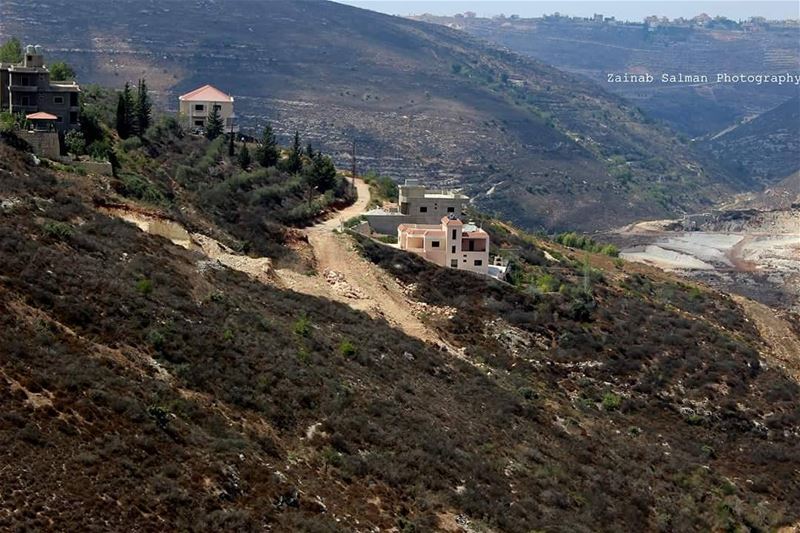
[{"xmin": 350, "ymin": 138, "xmax": 357, "ymax": 197}]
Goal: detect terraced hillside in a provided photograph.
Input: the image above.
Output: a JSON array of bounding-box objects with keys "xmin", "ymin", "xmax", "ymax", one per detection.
[
  {"xmin": 416, "ymin": 14, "xmax": 800, "ymax": 139},
  {"xmin": 1, "ymin": 136, "xmax": 799, "ymax": 531},
  {"xmin": 0, "ymin": 0, "xmax": 745, "ymax": 231}
]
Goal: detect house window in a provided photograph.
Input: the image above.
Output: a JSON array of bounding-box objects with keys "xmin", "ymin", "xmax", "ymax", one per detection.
[
  {"xmin": 451, "ymin": 229, "xmax": 457, "ymax": 240},
  {"xmin": 213, "ymin": 104, "xmax": 221, "ymax": 111},
  {"xmin": 70, "ymin": 93, "xmax": 78, "ymax": 106},
  {"xmin": 54, "ymin": 96, "xmax": 64, "ymax": 105},
  {"xmin": 451, "ymin": 245, "xmax": 456, "ymax": 254},
  {"xmin": 431, "ymin": 241, "xmax": 440, "ymax": 248},
  {"xmin": 194, "ymin": 104, "xmax": 205, "ymax": 112},
  {"xmin": 20, "ymin": 96, "xmax": 30, "ymax": 106},
  {"xmin": 447, "ymin": 207, "xmax": 455, "ymax": 213},
  {"xmin": 474, "ymin": 260, "xmax": 483, "ymax": 266},
  {"xmin": 69, "ymin": 112, "xmax": 78, "ymax": 124},
  {"xmin": 194, "ymin": 120, "xmax": 204, "ymax": 127},
  {"xmin": 419, "ymin": 206, "xmax": 427, "ymax": 213},
  {"xmin": 450, "ymin": 259, "xmax": 458, "ymax": 268}
]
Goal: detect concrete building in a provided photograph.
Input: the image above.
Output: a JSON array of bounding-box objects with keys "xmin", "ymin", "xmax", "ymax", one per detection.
[
  {"xmin": 398, "ymin": 215, "xmax": 490, "ymax": 275},
  {"xmin": 364, "ymin": 179, "xmax": 469, "ymax": 235},
  {"xmin": 0, "ymin": 45, "xmax": 80, "ymax": 134},
  {"xmin": 178, "ymin": 84, "xmax": 237, "ymax": 133}
]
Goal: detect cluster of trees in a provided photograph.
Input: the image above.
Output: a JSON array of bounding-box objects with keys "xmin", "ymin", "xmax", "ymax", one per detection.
[
  {"xmin": 554, "ymin": 232, "xmax": 619, "ymax": 257},
  {"xmin": 115, "ymin": 80, "xmax": 152, "ymax": 139}
]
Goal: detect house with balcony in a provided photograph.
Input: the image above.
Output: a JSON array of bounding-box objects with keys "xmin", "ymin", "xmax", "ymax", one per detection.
[
  {"xmin": 0, "ymin": 44, "xmax": 81, "ymax": 134},
  {"xmin": 178, "ymin": 84, "xmax": 238, "ymax": 133},
  {"xmin": 398, "ymin": 215, "xmax": 490, "ymax": 275}
]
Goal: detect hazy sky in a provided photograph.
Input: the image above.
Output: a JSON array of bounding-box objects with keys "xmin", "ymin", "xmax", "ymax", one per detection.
[{"xmin": 337, "ymin": 1, "xmax": 800, "ymax": 21}]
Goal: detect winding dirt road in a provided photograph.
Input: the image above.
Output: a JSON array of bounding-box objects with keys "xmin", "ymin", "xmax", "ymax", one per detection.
[{"xmin": 276, "ymin": 179, "xmax": 445, "ymax": 346}]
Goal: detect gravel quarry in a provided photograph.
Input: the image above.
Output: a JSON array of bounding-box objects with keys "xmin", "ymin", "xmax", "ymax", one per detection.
[{"xmin": 612, "ymin": 208, "xmax": 800, "ymax": 312}]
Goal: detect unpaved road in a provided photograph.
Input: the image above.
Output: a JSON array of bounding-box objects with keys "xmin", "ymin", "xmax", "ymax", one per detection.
[
  {"xmin": 277, "ymin": 179, "xmax": 445, "ymax": 345},
  {"xmin": 733, "ymin": 295, "xmax": 800, "ymax": 383}
]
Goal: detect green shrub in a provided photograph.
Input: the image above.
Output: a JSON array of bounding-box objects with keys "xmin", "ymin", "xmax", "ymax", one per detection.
[
  {"xmin": 293, "ymin": 314, "xmax": 311, "ymax": 337},
  {"xmin": 338, "ymin": 340, "xmax": 357, "ymax": 358},
  {"xmin": 42, "ymin": 221, "xmax": 74, "ymax": 240},
  {"xmin": 118, "ymin": 173, "xmax": 167, "ymax": 205},
  {"xmin": 136, "ymin": 278, "xmax": 153, "ymax": 295},
  {"xmin": 602, "ymin": 392, "xmax": 621, "ymax": 411}
]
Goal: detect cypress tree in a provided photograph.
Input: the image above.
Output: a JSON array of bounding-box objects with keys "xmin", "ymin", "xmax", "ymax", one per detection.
[
  {"xmin": 115, "ymin": 83, "xmax": 135, "ymax": 139},
  {"xmin": 286, "ymin": 130, "xmax": 303, "ymax": 174},
  {"xmin": 206, "ymin": 105, "xmax": 224, "ymax": 140},
  {"xmin": 135, "ymin": 79, "xmax": 152, "ymax": 137},
  {"xmin": 238, "ymin": 142, "xmax": 251, "ymax": 170},
  {"xmin": 256, "ymin": 123, "xmax": 279, "ymax": 168}
]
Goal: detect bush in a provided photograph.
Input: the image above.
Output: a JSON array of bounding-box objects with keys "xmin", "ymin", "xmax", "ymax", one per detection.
[
  {"xmin": 293, "ymin": 314, "xmax": 311, "ymax": 337},
  {"xmin": 118, "ymin": 173, "xmax": 167, "ymax": 205},
  {"xmin": 136, "ymin": 278, "xmax": 153, "ymax": 295},
  {"xmin": 64, "ymin": 130, "xmax": 86, "ymax": 156},
  {"xmin": 339, "ymin": 340, "xmax": 357, "ymax": 358},
  {"xmin": 602, "ymin": 392, "xmax": 622, "ymax": 411},
  {"xmin": 42, "ymin": 221, "xmax": 74, "ymax": 240}
]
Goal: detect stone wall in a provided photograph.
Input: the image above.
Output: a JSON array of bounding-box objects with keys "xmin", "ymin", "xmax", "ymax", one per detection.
[{"xmin": 21, "ymin": 131, "xmax": 60, "ymax": 159}]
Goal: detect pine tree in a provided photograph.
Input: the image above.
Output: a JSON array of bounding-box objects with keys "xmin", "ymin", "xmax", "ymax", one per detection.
[
  {"xmin": 285, "ymin": 130, "xmax": 303, "ymax": 174},
  {"xmin": 134, "ymin": 79, "xmax": 152, "ymax": 137},
  {"xmin": 303, "ymin": 152, "xmax": 337, "ymax": 204},
  {"xmin": 206, "ymin": 105, "xmax": 224, "ymax": 140},
  {"xmin": 256, "ymin": 123, "xmax": 279, "ymax": 168},
  {"xmin": 238, "ymin": 143, "xmax": 251, "ymax": 170},
  {"xmin": 228, "ymin": 129, "xmax": 235, "ymax": 157},
  {"xmin": 305, "ymin": 142, "xmax": 314, "ymax": 160},
  {"xmin": 0, "ymin": 37, "xmax": 22, "ymax": 63}
]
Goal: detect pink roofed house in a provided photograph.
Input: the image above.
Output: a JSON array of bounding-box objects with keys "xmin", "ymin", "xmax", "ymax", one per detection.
[{"xmin": 178, "ymin": 84, "xmax": 237, "ymax": 132}]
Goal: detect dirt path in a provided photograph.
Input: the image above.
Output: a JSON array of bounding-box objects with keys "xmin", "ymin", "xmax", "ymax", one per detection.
[
  {"xmin": 733, "ymin": 295, "xmax": 800, "ymax": 383},
  {"xmin": 277, "ymin": 179, "xmax": 446, "ymax": 346}
]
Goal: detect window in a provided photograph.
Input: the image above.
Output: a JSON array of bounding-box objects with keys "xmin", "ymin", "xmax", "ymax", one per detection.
[
  {"xmin": 20, "ymin": 96, "xmax": 30, "ymax": 106},
  {"xmin": 70, "ymin": 93, "xmax": 78, "ymax": 106},
  {"xmin": 451, "ymin": 245, "xmax": 456, "ymax": 253},
  {"xmin": 213, "ymin": 104, "xmax": 221, "ymax": 111},
  {"xmin": 474, "ymin": 260, "xmax": 483, "ymax": 266},
  {"xmin": 54, "ymin": 96, "xmax": 64, "ymax": 105},
  {"xmin": 431, "ymin": 241, "xmax": 440, "ymax": 248},
  {"xmin": 452, "ymin": 229, "xmax": 457, "ymax": 240},
  {"xmin": 194, "ymin": 104, "xmax": 205, "ymax": 112},
  {"xmin": 69, "ymin": 111, "xmax": 78, "ymax": 124},
  {"xmin": 447, "ymin": 207, "xmax": 455, "ymax": 213},
  {"xmin": 194, "ymin": 120, "xmax": 204, "ymax": 127},
  {"xmin": 450, "ymin": 260, "xmax": 458, "ymax": 268},
  {"xmin": 419, "ymin": 206, "xmax": 427, "ymax": 213}
]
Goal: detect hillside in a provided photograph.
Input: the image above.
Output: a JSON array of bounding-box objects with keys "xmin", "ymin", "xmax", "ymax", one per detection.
[
  {"xmin": 700, "ymin": 96, "xmax": 800, "ymax": 186},
  {"xmin": 415, "ymin": 14, "xmax": 800, "ymax": 139},
  {"xmin": 2, "ymin": 125, "xmax": 800, "ymax": 531},
  {"xmin": 0, "ymin": 0, "xmax": 747, "ymax": 231}
]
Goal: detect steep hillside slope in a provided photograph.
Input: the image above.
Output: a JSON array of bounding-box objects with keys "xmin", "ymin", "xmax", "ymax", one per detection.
[
  {"xmin": 700, "ymin": 96, "xmax": 800, "ymax": 186},
  {"xmin": 0, "ymin": 0, "xmax": 743, "ymax": 231},
  {"xmin": 1, "ymin": 142, "xmax": 799, "ymax": 531}
]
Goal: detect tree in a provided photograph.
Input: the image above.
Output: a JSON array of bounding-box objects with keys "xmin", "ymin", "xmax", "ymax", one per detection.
[
  {"xmin": 206, "ymin": 105, "xmax": 224, "ymax": 140},
  {"xmin": 64, "ymin": 130, "xmax": 86, "ymax": 157},
  {"xmin": 303, "ymin": 152, "xmax": 337, "ymax": 204},
  {"xmin": 305, "ymin": 142, "xmax": 314, "ymax": 160},
  {"xmin": 48, "ymin": 62, "xmax": 75, "ymax": 81},
  {"xmin": 115, "ymin": 83, "xmax": 135, "ymax": 139},
  {"xmin": 255, "ymin": 123, "xmax": 279, "ymax": 167},
  {"xmin": 238, "ymin": 143, "xmax": 251, "ymax": 170},
  {"xmin": 0, "ymin": 37, "xmax": 22, "ymax": 63},
  {"xmin": 285, "ymin": 130, "xmax": 303, "ymax": 174},
  {"xmin": 134, "ymin": 79, "xmax": 152, "ymax": 137}
]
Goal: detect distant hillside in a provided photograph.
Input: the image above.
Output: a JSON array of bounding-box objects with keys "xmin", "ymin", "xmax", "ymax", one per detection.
[
  {"xmin": 0, "ymin": 0, "xmax": 747, "ymax": 231},
  {"xmin": 415, "ymin": 14, "xmax": 800, "ymax": 139},
  {"xmin": 700, "ymin": 97, "xmax": 800, "ymax": 186},
  {"xmin": 1, "ymin": 138, "xmax": 799, "ymax": 531}
]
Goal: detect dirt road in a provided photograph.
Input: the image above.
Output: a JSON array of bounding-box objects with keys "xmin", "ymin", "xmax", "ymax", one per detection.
[
  {"xmin": 733, "ymin": 295, "xmax": 800, "ymax": 383},
  {"xmin": 276, "ymin": 179, "xmax": 446, "ymax": 346}
]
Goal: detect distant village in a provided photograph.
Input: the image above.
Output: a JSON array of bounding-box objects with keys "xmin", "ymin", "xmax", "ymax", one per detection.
[{"xmin": 437, "ymin": 11, "xmax": 800, "ymax": 32}]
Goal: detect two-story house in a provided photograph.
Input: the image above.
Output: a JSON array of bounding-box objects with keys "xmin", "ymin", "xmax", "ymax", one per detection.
[
  {"xmin": 397, "ymin": 215, "xmax": 490, "ymax": 275},
  {"xmin": 178, "ymin": 84, "xmax": 238, "ymax": 133},
  {"xmin": 0, "ymin": 45, "xmax": 80, "ymax": 133}
]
